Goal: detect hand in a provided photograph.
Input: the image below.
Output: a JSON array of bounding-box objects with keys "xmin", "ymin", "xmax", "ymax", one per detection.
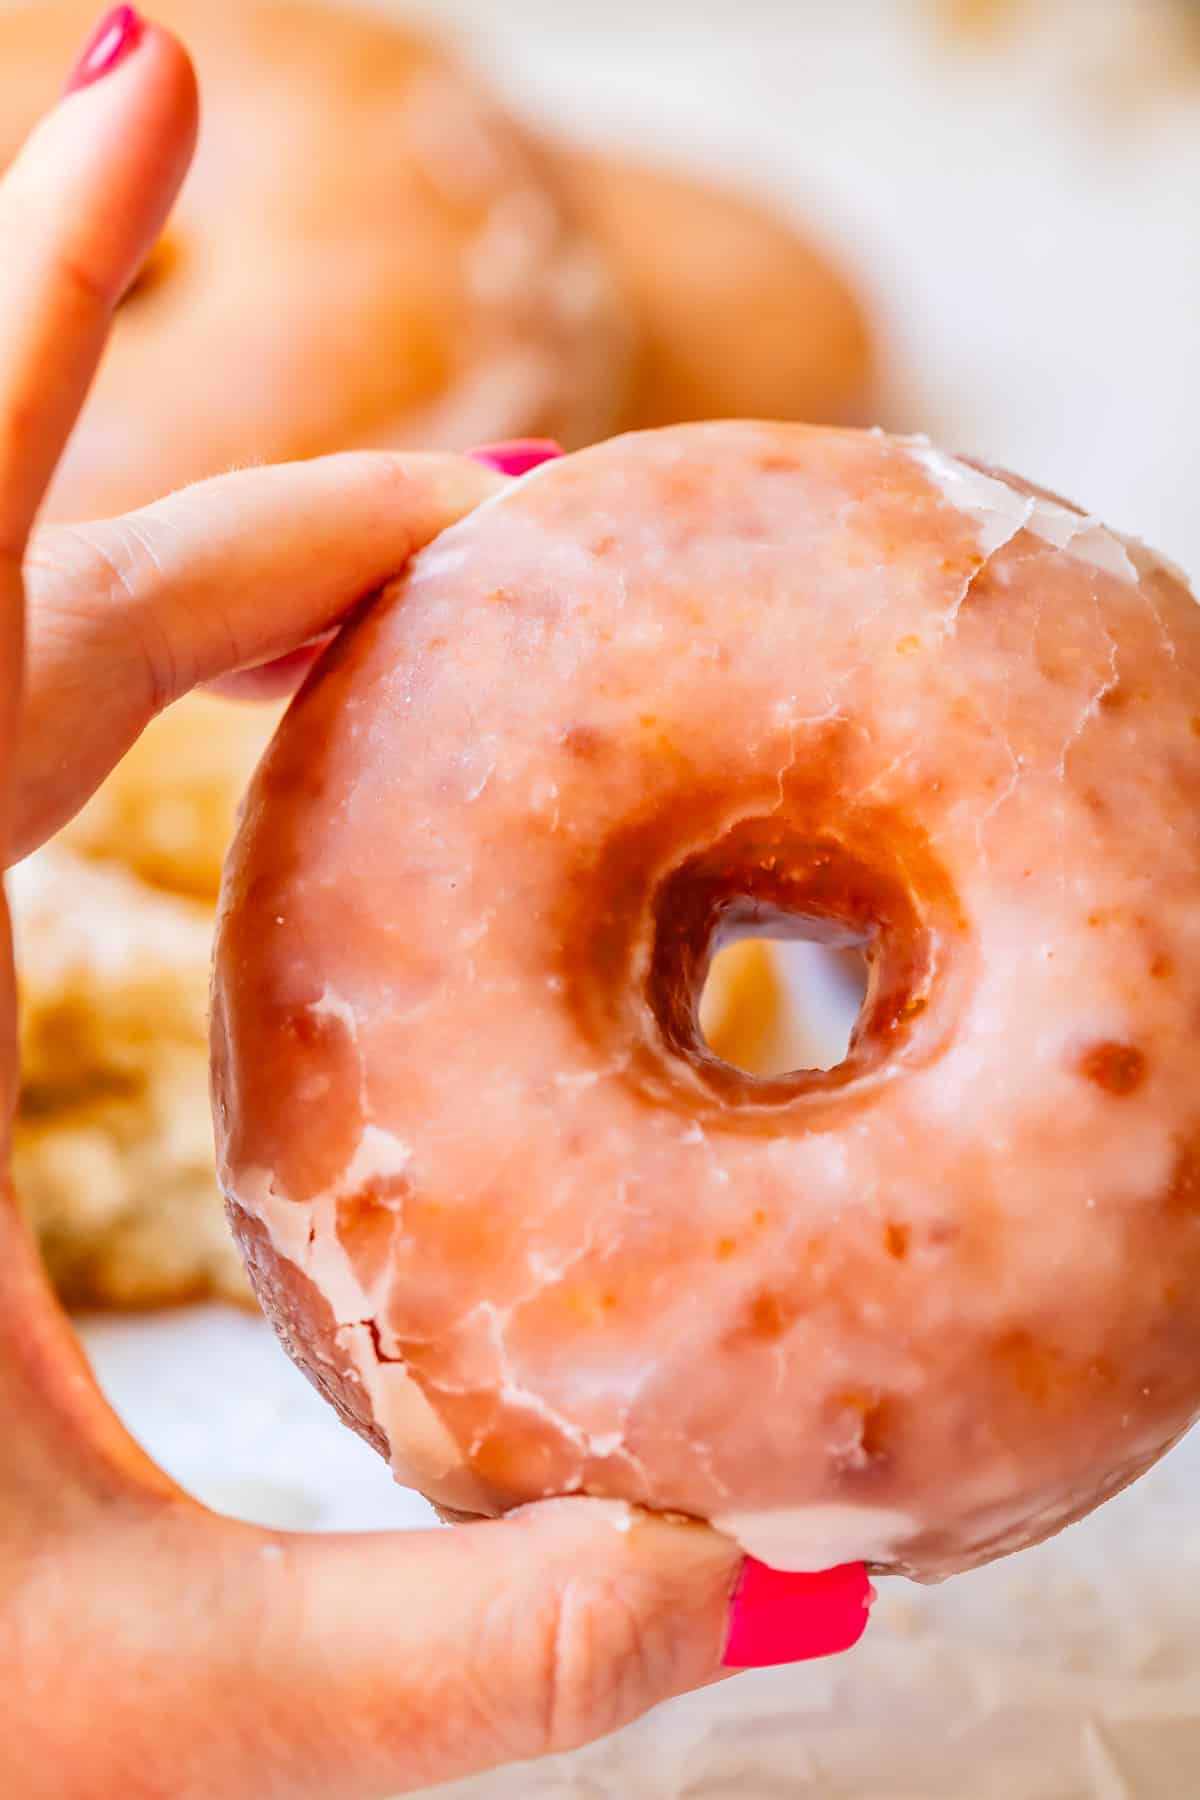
[{"xmin": 0, "ymin": 15, "xmax": 865, "ymax": 1799}]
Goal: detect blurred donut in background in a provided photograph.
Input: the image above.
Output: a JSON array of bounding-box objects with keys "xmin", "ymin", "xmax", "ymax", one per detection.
[
  {"xmin": 0, "ymin": 0, "xmax": 631, "ymax": 523},
  {"xmin": 566, "ymin": 151, "xmax": 875, "ymax": 430},
  {"xmin": 7, "ymin": 0, "xmax": 870, "ymax": 1309},
  {"xmin": 931, "ymin": 0, "xmax": 1200, "ymax": 100},
  {"xmin": 935, "ymin": 0, "xmax": 1026, "ymax": 39}
]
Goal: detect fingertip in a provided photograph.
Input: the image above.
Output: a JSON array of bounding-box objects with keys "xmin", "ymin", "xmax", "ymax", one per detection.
[
  {"xmin": 57, "ymin": 8, "xmax": 199, "ymax": 151},
  {"xmin": 142, "ymin": 20, "xmax": 201, "ymax": 165},
  {"xmin": 307, "ymin": 449, "xmax": 506, "ymax": 524},
  {"xmin": 237, "ymin": 1499, "xmax": 743, "ymax": 1784},
  {"xmin": 5, "ymin": 11, "xmax": 199, "ymax": 319},
  {"xmin": 203, "ymin": 641, "xmax": 328, "ymax": 704},
  {"xmin": 501, "ymin": 1497, "xmax": 744, "ymax": 1655},
  {"xmin": 102, "ymin": 18, "xmax": 200, "ymax": 240}
]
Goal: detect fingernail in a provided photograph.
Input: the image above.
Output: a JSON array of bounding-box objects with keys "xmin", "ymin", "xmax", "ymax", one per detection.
[
  {"xmin": 466, "ymin": 439, "xmax": 564, "ymax": 478},
  {"xmin": 64, "ymin": 6, "xmax": 144, "ymax": 95},
  {"xmin": 722, "ymin": 1559, "xmax": 874, "ymax": 1669}
]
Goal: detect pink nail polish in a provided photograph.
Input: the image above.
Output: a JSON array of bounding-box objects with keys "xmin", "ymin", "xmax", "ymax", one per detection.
[
  {"xmin": 466, "ymin": 439, "xmax": 564, "ymax": 478},
  {"xmin": 722, "ymin": 1559, "xmax": 873, "ymax": 1669},
  {"xmin": 64, "ymin": 6, "xmax": 144, "ymax": 95}
]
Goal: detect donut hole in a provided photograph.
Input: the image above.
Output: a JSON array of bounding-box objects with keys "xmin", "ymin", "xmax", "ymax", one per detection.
[
  {"xmin": 700, "ymin": 935, "xmax": 869, "ymax": 1078},
  {"xmin": 644, "ymin": 815, "xmax": 938, "ymax": 1106},
  {"xmin": 565, "ymin": 798, "xmax": 955, "ymax": 1112}
]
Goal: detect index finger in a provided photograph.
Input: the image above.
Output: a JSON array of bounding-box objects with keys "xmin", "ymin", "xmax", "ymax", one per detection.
[{"xmin": 0, "ymin": 12, "xmax": 197, "ymax": 563}]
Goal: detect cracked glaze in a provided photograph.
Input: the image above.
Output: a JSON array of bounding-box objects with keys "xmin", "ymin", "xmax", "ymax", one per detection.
[{"xmin": 212, "ymin": 423, "xmax": 1200, "ymax": 1580}]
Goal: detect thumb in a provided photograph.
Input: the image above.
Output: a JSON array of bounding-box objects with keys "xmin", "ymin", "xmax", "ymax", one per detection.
[
  {"xmin": 15, "ymin": 451, "xmax": 502, "ymax": 859},
  {"xmin": 241, "ymin": 1499, "xmax": 741, "ymax": 1799}
]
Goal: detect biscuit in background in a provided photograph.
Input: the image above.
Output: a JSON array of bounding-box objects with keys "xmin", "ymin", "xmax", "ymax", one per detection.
[
  {"xmin": 15, "ymin": 690, "xmax": 278, "ymax": 1308},
  {"xmin": 11, "ymin": 846, "xmax": 249, "ymax": 1308},
  {"xmin": 62, "ymin": 695, "xmax": 283, "ymax": 903}
]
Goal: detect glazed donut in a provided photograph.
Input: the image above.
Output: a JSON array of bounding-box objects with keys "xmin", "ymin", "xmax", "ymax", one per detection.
[
  {"xmin": 212, "ymin": 423, "xmax": 1200, "ymax": 1581},
  {"xmin": 564, "ymin": 151, "xmax": 874, "ymax": 430},
  {"xmin": 0, "ymin": 0, "xmax": 628, "ymax": 521}
]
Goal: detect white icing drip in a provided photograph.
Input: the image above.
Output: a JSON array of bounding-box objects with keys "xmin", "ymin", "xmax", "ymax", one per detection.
[
  {"xmin": 227, "ymin": 1170, "xmax": 371, "ymax": 1321},
  {"xmin": 305, "ymin": 1195, "xmax": 375, "ymax": 1322},
  {"xmin": 587, "ymin": 1431, "xmax": 626, "ymax": 1458},
  {"xmin": 231, "ymin": 1166, "xmax": 314, "ymax": 1266},
  {"xmin": 309, "ymin": 985, "xmax": 360, "ymax": 1038},
  {"xmin": 343, "ymin": 1124, "xmax": 413, "ymax": 1187},
  {"xmin": 227, "ymin": 1122, "xmax": 412, "ymax": 1326},
  {"xmin": 338, "ymin": 1323, "xmax": 468, "ymax": 1486},
  {"xmin": 712, "ymin": 1503, "xmax": 917, "ymax": 1572},
  {"xmin": 496, "ymin": 1365, "xmax": 622, "ymax": 1468},
  {"xmin": 904, "ymin": 438, "xmax": 1137, "ymax": 584},
  {"xmin": 227, "ymin": 1160, "xmax": 483, "ymax": 1503}
]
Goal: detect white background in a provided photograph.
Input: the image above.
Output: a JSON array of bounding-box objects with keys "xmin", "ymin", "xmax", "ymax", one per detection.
[{"xmin": 83, "ymin": 1, "xmax": 1200, "ymax": 1794}]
